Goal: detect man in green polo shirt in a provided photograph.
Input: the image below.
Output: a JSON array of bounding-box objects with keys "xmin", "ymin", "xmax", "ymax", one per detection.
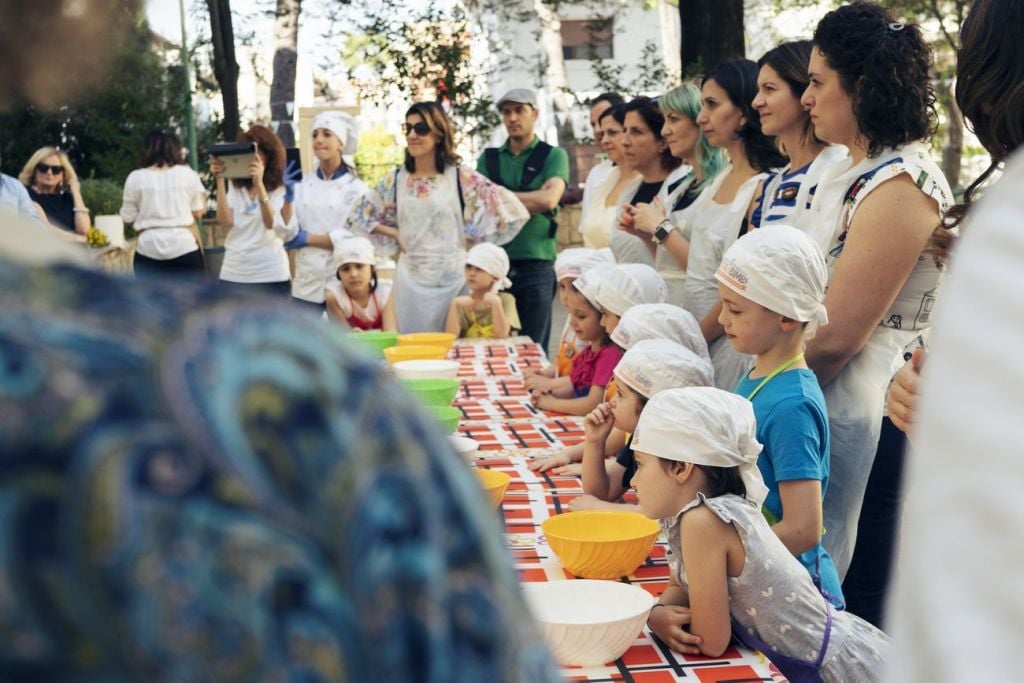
[{"xmin": 477, "ymin": 89, "xmax": 569, "ymax": 351}]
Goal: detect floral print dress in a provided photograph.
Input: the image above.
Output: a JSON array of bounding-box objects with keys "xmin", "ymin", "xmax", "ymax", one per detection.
[{"xmin": 348, "ymin": 165, "xmax": 528, "ymax": 333}]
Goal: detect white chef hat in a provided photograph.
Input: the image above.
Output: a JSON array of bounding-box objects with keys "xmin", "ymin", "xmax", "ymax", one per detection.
[
  {"xmin": 610, "ymin": 303, "xmax": 711, "ymax": 366},
  {"xmin": 594, "ymin": 263, "xmax": 667, "ymax": 317},
  {"xmin": 554, "ymin": 247, "xmax": 615, "ymax": 281},
  {"xmin": 572, "ymin": 263, "xmax": 618, "ymax": 311},
  {"xmin": 312, "ymin": 111, "xmax": 360, "ymax": 156},
  {"xmin": 335, "ymin": 236, "xmax": 376, "ymax": 267},
  {"xmin": 465, "ymin": 243, "xmax": 512, "ymax": 291},
  {"xmin": 632, "ymin": 387, "xmax": 768, "ymax": 508},
  {"xmin": 614, "ymin": 339, "xmax": 714, "ymax": 399},
  {"xmin": 715, "ymin": 225, "xmax": 829, "ymax": 339}
]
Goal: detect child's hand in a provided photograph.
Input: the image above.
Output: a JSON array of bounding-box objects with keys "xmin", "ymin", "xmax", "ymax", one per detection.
[
  {"xmin": 552, "ymin": 462, "xmax": 582, "ymax": 477},
  {"xmin": 524, "ymin": 374, "xmax": 551, "ymax": 392},
  {"xmin": 648, "ymin": 605, "xmax": 703, "ymax": 655},
  {"xmin": 567, "ymin": 494, "xmax": 605, "ymax": 511},
  {"xmin": 531, "ymin": 392, "xmax": 553, "ymax": 410},
  {"xmin": 583, "ymin": 402, "xmax": 614, "ymax": 444},
  {"xmin": 528, "ymin": 451, "xmax": 571, "ymax": 472}
]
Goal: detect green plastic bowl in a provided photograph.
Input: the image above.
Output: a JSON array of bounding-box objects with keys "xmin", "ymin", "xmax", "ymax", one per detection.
[
  {"xmin": 349, "ymin": 330, "xmax": 398, "ymax": 356},
  {"xmin": 430, "ymin": 405, "xmax": 463, "ymax": 433},
  {"xmin": 403, "ymin": 378, "xmax": 461, "ymax": 407}
]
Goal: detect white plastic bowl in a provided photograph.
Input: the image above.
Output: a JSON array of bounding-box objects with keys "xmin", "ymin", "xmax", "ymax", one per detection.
[
  {"xmin": 448, "ymin": 435, "xmax": 479, "ymax": 459},
  {"xmin": 392, "ymin": 359, "xmax": 460, "ymax": 381},
  {"xmin": 521, "ymin": 580, "xmax": 653, "ymax": 667}
]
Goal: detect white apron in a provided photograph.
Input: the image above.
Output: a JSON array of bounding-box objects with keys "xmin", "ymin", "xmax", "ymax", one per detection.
[
  {"xmin": 797, "ymin": 143, "xmax": 952, "ymax": 576},
  {"xmin": 393, "ymin": 167, "xmax": 468, "ymax": 333},
  {"xmin": 290, "ymin": 171, "xmax": 369, "ymax": 303},
  {"xmin": 683, "ymin": 167, "xmax": 766, "ymax": 391},
  {"xmin": 654, "ymin": 168, "xmax": 698, "ymax": 307},
  {"xmin": 579, "ymin": 168, "xmax": 637, "ymax": 249}
]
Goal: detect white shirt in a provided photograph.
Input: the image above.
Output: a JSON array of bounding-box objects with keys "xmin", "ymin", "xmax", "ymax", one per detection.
[
  {"xmin": 286, "ymin": 168, "xmax": 371, "ymax": 303},
  {"xmin": 218, "ymin": 185, "xmax": 290, "ymax": 284},
  {"xmin": 886, "ymin": 149, "xmax": 1024, "ymax": 681},
  {"xmin": 120, "ymin": 165, "xmax": 206, "ymax": 259},
  {"xmin": 580, "ymin": 159, "xmax": 613, "ymax": 220}
]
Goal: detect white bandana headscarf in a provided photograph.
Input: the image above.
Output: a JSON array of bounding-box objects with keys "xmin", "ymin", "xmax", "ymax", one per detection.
[
  {"xmin": 614, "ymin": 339, "xmax": 714, "ymax": 398},
  {"xmin": 715, "ymin": 224, "xmax": 829, "ymax": 339},
  {"xmin": 594, "ymin": 263, "xmax": 667, "ymax": 317},
  {"xmin": 632, "ymin": 387, "xmax": 768, "ymax": 508},
  {"xmin": 610, "ymin": 303, "xmax": 711, "ymax": 366},
  {"xmin": 572, "ymin": 263, "xmax": 618, "ymax": 311},
  {"xmin": 465, "ymin": 243, "xmax": 512, "ymax": 292},
  {"xmin": 554, "ymin": 247, "xmax": 615, "ymax": 281}
]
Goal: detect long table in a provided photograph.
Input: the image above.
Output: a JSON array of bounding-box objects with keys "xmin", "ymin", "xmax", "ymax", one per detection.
[{"xmin": 450, "ymin": 337, "xmax": 784, "ymax": 682}]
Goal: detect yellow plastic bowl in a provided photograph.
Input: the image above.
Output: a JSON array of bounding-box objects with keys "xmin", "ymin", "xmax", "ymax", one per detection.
[
  {"xmin": 475, "ymin": 469, "xmax": 511, "ymax": 508},
  {"xmin": 383, "ymin": 344, "xmax": 448, "ymax": 364},
  {"xmin": 397, "ymin": 332, "xmax": 456, "ymax": 353},
  {"xmin": 541, "ymin": 511, "xmax": 661, "ymax": 579}
]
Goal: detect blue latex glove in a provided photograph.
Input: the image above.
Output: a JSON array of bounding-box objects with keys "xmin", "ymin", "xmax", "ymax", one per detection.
[
  {"xmin": 283, "ymin": 159, "xmax": 301, "ymax": 203},
  {"xmin": 284, "ymin": 229, "xmax": 308, "ymax": 250}
]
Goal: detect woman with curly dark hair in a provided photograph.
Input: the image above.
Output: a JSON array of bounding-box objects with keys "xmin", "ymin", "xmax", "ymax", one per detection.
[
  {"xmin": 748, "ymin": 40, "xmax": 847, "ymax": 229},
  {"xmin": 682, "ymin": 59, "xmax": 787, "ymax": 392},
  {"xmin": 210, "ymin": 124, "xmax": 292, "ymax": 295},
  {"xmin": 795, "ymin": 1, "xmax": 954, "ymax": 582}
]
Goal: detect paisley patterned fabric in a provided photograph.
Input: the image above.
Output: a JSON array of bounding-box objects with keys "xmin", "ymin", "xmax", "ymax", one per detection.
[{"xmin": 0, "ymin": 261, "xmax": 559, "ymax": 682}]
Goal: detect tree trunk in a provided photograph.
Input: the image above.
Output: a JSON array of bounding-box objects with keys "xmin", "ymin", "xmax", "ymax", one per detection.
[
  {"xmin": 939, "ymin": 82, "xmax": 963, "ymax": 190},
  {"xmin": 206, "ymin": 0, "xmax": 241, "ymax": 140},
  {"xmin": 533, "ymin": 0, "xmax": 578, "ymax": 190},
  {"xmin": 270, "ymin": 0, "xmax": 301, "ymax": 147},
  {"xmin": 678, "ymin": 0, "xmax": 744, "ymax": 77}
]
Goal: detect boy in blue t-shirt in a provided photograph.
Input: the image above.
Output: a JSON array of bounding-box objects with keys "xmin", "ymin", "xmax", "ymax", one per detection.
[{"xmin": 714, "ymin": 225, "xmax": 844, "ymax": 608}]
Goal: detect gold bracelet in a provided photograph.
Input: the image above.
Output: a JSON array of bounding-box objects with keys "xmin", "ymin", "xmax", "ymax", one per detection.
[{"xmin": 260, "ymin": 195, "xmax": 270, "ymax": 204}]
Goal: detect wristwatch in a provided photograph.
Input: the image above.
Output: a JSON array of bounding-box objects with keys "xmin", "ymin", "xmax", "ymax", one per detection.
[{"xmin": 653, "ymin": 219, "xmax": 675, "ymax": 244}]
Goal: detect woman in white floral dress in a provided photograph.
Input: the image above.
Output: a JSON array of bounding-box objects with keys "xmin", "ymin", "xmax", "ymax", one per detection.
[{"xmin": 348, "ymin": 102, "xmax": 529, "ymax": 333}]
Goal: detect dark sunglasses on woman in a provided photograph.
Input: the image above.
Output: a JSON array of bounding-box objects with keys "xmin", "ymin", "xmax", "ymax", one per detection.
[
  {"xmin": 36, "ymin": 163, "xmax": 64, "ymax": 175},
  {"xmin": 402, "ymin": 122, "xmax": 432, "ymax": 137}
]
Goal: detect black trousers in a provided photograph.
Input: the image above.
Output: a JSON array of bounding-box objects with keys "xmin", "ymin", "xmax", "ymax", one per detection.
[
  {"xmin": 508, "ymin": 259, "xmax": 557, "ymax": 351},
  {"xmin": 134, "ymin": 250, "xmax": 206, "ymax": 279},
  {"xmin": 841, "ymin": 416, "xmax": 907, "ymax": 628}
]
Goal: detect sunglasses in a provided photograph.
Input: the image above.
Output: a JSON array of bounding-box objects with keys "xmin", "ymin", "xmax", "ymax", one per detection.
[
  {"xmin": 402, "ymin": 122, "xmax": 432, "ymax": 137},
  {"xmin": 36, "ymin": 163, "xmax": 64, "ymax": 175}
]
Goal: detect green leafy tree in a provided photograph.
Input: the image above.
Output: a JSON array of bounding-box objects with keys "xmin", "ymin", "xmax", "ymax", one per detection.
[{"xmin": 0, "ymin": 8, "xmax": 188, "ymax": 185}]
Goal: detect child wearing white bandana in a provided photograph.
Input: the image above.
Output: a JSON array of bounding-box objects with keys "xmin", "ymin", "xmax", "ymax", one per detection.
[
  {"xmin": 715, "ymin": 225, "xmax": 843, "ymax": 607},
  {"xmin": 631, "ymin": 387, "xmax": 889, "ymax": 681}
]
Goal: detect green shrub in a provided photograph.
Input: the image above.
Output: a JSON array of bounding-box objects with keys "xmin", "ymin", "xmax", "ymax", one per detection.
[
  {"xmin": 354, "ymin": 125, "xmax": 404, "ymax": 190},
  {"xmin": 80, "ymin": 178, "xmax": 123, "ymax": 217}
]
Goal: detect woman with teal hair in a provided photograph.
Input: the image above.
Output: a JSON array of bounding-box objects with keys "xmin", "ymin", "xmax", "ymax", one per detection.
[{"xmin": 628, "ymin": 82, "xmax": 727, "ymax": 306}]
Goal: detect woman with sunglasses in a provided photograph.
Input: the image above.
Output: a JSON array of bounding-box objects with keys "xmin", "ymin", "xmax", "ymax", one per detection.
[
  {"xmin": 348, "ymin": 102, "xmax": 528, "ymax": 333},
  {"xmin": 18, "ymin": 147, "xmax": 89, "ymax": 234},
  {"xmin": 279, "ymin": 111, "xmax": 371, "ymax": 313}
]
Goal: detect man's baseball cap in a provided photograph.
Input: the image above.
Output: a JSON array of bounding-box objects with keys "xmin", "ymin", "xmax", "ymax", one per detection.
[{"xmin": 496, "ymin": 89, "xmax": 537, "ymax": 110}]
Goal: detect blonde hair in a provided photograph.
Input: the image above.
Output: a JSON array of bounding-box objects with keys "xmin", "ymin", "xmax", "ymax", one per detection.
[{"xmin": 19, "ymin": 147, "xmax": 79, "ymax": 190}]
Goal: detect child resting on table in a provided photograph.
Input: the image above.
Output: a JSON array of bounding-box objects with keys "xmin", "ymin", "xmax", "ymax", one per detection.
[
  {"xmin": 592, "ymin": 262, "xmax": 668, "ymax": 402},
  {"xmin": 526, "ymin": 264, "xmax": 621, "ymax": 416},
  {"xmin": 632, "ymin": 387, "xmax": 890, "ymax": 681},
  {"xmin": 571, "ymin": 338, "xmax": 713, "ymax": 513},
  {"xmin": 716, "ymin": 225, "xmax": 843, "ymax": 607},
  {"xmin": 529, "ymin": 303, "xmax": 712, "ymax": 476},
  {"xmin": 325, "ymin": 236, "xmax": 396, "ymax": 331},
  {"xmin": 524, "ymin": 247, "xmax": 614, "ymax": 380},
  {"xmin": 445, "ymin": 242, "xmax": 520, "ymax": 338}
]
